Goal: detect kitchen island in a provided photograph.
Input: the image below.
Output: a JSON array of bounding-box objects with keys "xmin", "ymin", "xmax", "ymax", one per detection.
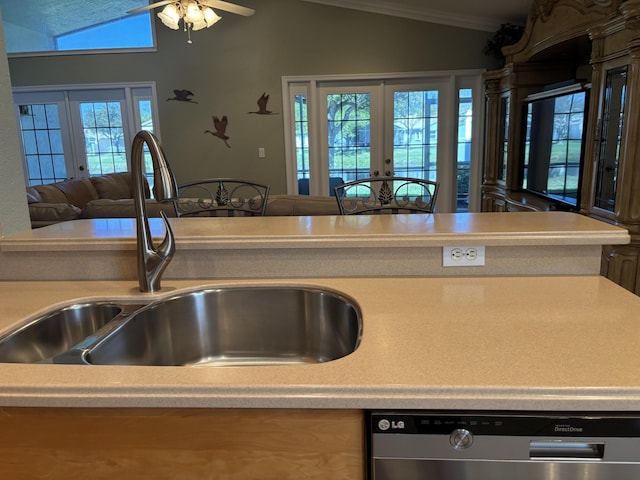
[{"xmin": 0, "ymin": 212, "xmax": 637, "ymax": 479}]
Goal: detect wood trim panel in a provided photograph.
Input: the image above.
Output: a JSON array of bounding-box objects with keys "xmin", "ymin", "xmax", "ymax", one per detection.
[{"xmin": 0, "ymin": 407, "xmax": 365, "ymax": 480}]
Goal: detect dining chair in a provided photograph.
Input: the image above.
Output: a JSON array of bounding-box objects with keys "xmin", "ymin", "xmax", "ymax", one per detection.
[
  {"xmin": 334, "ymin": 176, "xmax": 439, "ymax": 215},
  {"xmin": 174, "ymin": 178, "xmax": 270, "ymax": 217}
]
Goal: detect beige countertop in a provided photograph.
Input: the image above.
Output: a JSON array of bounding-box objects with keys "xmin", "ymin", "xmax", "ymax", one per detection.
[
  {"xmin": 2, "ymin": 275, "xmax": 640, "ymax": 411},
  {"xmin": 1, "ymin": 211, "xmax": 629, "ymax": 250},
  {"xmin": 0, "ymin": 212, "xmax": 630, "ymax": 281}
]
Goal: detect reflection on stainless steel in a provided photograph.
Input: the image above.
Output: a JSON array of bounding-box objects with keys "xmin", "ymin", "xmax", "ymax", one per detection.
[
  {"xmin": 0, "ymin": 303, "xmax": 123, "ymax": 363},
  {"xmin": 131, "ymin": 130, "xmax": 176, "ymax": 292},
  {"xmin": 0, "ymin": 286, "xmax": 362, "ymax": 367},
  {"xmin": 86, "ymin": 286, "xmax": 362, "ymax": 366}
]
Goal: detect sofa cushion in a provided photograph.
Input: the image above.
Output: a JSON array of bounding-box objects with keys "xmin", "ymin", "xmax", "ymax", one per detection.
[
  {"xmin": 80, "ymin": 199, "xmax": 176, "ymax": 218},
  {"xmin": 29, "ymin": 202, "xmax": 82, "ymax": 223},
  {"xmin": 265, "ymin": 195, "xmax": 340, "ymax": 216},
  {"xmin": 30, "ymin": 183, "xmax": 71, "ymax": 204},
  {"xmin": 25, "ymin": 187, "xmax": 42, "ymax": 204},
  {"xmin": 90, "ymin": 172, "xmax": 150, "ymax": 200},
  {"xmin": 54, "ymin": 178, "xmax": 98, "ymax": 208}
]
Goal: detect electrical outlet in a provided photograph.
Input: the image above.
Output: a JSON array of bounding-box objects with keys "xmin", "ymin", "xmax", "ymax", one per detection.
[{"xmin": 443, "ymin": 246, "xmax": 485, "ymax": 267}]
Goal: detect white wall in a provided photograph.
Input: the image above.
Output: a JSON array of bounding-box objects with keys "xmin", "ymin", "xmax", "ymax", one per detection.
[{"xmin": 0, "ymin": 9, "xmax": 30, "ymax": 236}]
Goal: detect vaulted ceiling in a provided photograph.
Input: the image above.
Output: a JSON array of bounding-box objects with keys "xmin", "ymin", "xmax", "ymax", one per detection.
[
  {"xmin": 301, "ymin": 0, "xmax": 531, "ymax": 32},
  {"xmin": 0, "ymin": 0, "xmax": 531, "ymax": 38}
]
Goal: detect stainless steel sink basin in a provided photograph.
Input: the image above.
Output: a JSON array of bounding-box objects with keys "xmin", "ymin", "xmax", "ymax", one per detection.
[
  {"xmin": 0, "ymin": 303, "xmax": 124, "ymax": 363},
  {"xmin": 86, "ymin": 286, "xmax": 361, "ymax": 366}
]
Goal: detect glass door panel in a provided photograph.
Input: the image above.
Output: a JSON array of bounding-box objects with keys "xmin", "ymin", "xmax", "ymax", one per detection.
[
  {"xmin": 14, "ymin": 91, "xmax": 76, "ymax": 185},
  {"xmin": 498, "ymin": 95, "xmax": 509, "ymax": 182},
  {"xmin": 392, "ymin": 90, "xmax": 438, "ymax": 181},
  {"xmin": 79, "ymin": 101, "xmax": 127, "ymax": 175},
  {"xmin": 594, "ymin": 65, "xmax": 627, "ymax": 212},
  {"xmin": 326, "ymin": 92, "xmax": 372, "ymax": 182},
  {"xmin": 294, "ymin": 94, "xmax": 310, "ymax": 183},
  {"xmin": 456, "ymin": 88, "xmax": 473, "ymax": 211},
  {"xmin": 19, "ymin": 103, "xmax": 67, "ymax": 185}
]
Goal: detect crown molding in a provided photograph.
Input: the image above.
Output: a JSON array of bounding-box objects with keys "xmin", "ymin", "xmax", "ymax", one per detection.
[{"xmin": 301, "ymin": 0, "xmax": 510, "ymax": 32}]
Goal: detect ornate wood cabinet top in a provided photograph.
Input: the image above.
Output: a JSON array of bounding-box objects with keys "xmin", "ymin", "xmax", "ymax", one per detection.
[{"xmin": 504, "ymin": 0, "xmax": 634, "ymax": 64}]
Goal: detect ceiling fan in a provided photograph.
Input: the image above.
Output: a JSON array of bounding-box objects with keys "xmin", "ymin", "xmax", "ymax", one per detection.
[{"xmin": 128, "ymin": 0, "xmax": 255, "ymax": 43}]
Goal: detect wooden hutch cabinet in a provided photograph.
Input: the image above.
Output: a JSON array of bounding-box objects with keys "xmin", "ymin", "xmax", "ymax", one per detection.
[{"xmin": 483, "ymin": 0, "xmax": 640, "ymax": 294}]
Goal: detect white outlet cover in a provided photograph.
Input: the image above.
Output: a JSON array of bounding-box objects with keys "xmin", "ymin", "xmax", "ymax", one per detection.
[{"xmin": 443, "ymin": 246, "xmax": 485, "ymax": 267}]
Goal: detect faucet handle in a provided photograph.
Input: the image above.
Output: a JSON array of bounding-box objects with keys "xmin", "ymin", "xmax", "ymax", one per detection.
[
  {"xmin": 145, "ymin": 211, "xmax": 175, "ymax": 292},
  {"xmin": 156, "ymin": 211, "xmax": 175, "ymax": 260}
]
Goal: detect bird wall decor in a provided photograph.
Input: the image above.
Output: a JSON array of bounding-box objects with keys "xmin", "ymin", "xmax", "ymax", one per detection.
[
  {"xmin": 167, "ymin": 89, "xmax": 198, "ymax": 103},
  {"xmin": 248, "ymin": 93, "xmax": 278, "ymax": 115},
  {"xmin": 204, "ymin": 115, "xmax": 231, "ymax": 148}
]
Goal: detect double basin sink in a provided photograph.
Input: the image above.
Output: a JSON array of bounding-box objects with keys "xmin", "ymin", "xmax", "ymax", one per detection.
[{"xmin": 0, "ymin": 286, "xmax": 362, "ymax": 366}]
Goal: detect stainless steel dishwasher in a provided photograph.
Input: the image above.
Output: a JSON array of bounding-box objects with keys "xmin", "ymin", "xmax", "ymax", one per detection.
[{"xmin": 370, "ymin": 411, "xmax": 640, "ymax": 480}]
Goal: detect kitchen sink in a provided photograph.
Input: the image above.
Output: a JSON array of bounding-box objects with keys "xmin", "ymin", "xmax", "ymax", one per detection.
[
  {"xmin": 86, "ymin": 286, "xmax": 362, "ymax": 366},
  {"xmin": 0, "ymin": 286, "xmax": 362, "ymax": 366},
  {"xmin": 0, "ymin": 303, "xmax": 124, "ymax": 363}
]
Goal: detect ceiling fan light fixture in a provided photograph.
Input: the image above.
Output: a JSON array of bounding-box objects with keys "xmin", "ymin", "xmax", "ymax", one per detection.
[
  {"xmin": 191, "ymin": 17, "xmax": 207, "ymax": 31},
  {"xmin": 185, "ymin": 2, "xmax": 204, "ymax": 24},
  {"xmin": 133, "ymin": 0, "xmax": 245, "ymax": 43},
  {"xmin": 158, "ymin": 4, "xmax": 181, "ymax": 30},
  {"xmin": 203, "ymin": 8, "xmax": 222, "ymax": 28}
]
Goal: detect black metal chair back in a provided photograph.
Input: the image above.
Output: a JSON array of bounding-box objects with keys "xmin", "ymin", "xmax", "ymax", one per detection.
[
  {"xmin": 174, "ymin": 178, "xmax": 270, "ymax": 217},
  {"xmin": 334, "ymin": 176, "xmax": 438, "ymax": 215}
]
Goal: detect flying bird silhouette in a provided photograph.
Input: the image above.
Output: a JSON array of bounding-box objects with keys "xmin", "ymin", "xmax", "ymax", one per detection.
[
  {"xmin": 248, "ymin": 93, "xmax": 278, "ymax": 114},
  {"xmin": 204, "ymin": 115, "xmax": 231, "ymax": 148},
  {"xmin": 167, "ymin": 89, "xmax": 198, "ymax": 103}
]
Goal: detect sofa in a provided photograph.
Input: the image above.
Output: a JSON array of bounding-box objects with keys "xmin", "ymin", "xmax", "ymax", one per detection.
[
  {"xmin": 264, "ymin": 194, "xmax": 339, "ymax": 216},
  {"xmin": 26, "ymin": 173, "xmax": 340, "ymax": 228},
  {"xmin": 26, "ymin": 172, "xmax": 176, "ymax": 228}
]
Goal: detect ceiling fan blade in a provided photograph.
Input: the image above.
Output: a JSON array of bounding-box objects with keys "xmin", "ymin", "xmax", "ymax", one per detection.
[
  {"xmin": 127, "ymin": 1, "xmax": 174, "ymax": 15},
  {"xmin": 199, "ymin": 0, "xmax": 255, "ymax": 16}
]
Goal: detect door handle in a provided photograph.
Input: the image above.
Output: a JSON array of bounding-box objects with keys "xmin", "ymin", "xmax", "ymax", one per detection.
[{"xmin": 529, "ymin": 441, "xmax": 604, "ymax": 459}]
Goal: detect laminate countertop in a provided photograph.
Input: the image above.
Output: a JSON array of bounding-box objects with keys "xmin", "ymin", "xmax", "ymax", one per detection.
[
  {"xmin": 2, "ymin": 211, "xmax": 629, "ymax": 249},
  {"xmin": 1, "ymin": 275, "xmax": 640, "ymax": 411},
  {"xmin": 0, "ymin": 212, "xmax": 630, "ymax": 281}
]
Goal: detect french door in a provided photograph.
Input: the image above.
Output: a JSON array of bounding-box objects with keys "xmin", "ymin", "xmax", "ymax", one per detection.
[
  {"xmin": 284, "ymin": 71, "xmax": 484, "ymax": 212},
  {"xmin": 13, "ymin": 84, "xmax": 159, "ymax": 189}
]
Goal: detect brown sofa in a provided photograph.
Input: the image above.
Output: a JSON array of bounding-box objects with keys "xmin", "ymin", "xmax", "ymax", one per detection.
[
  {"xmin": 264, "ymin": 194, "xmax": 339, "ymax": 216},
  {"xmin": 26, "ymin": 172, "xmax": 176, "ymax": 228},
  {"xmin": 26, "ymin": 174, "xmax": 340, "ymax": 228}
]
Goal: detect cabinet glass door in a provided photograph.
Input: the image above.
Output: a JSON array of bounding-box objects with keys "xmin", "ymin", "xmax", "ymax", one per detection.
[
  {"xmin": 594, "ymin": 65, "xmax": 627, "ymax": 212},
  {"xmin": 498, "ymin": 95, "xmax": 509, "ymax": 182}
]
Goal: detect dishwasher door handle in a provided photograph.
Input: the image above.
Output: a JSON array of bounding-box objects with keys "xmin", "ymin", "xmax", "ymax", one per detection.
[{"xmin": 530, "ymin": 441, "xmax": 605, "ymax": 459}]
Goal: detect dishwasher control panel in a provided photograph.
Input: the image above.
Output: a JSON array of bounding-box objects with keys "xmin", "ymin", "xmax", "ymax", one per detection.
[{"xmin": 371, "ymin": 411, "xmax": 640, "ymax": 437}]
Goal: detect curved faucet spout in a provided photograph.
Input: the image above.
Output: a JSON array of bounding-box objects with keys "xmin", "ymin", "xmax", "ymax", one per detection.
[{"xmin": 131, "ymin": 131, "xmax": 176, "ymax": 292}]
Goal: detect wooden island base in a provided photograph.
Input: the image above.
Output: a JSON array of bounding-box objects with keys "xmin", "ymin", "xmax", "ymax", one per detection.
[{"xmin": 0, "ymin": 408, "xmax": 365, "ymax": 480}]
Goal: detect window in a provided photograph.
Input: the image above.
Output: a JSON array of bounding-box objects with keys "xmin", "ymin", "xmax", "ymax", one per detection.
[
  {"xmin": 14, "ymin": 83, "xmax": 160, "ymax": 191},
  {"xmin": 283, "ymin": 71, "xmax": 484, "ymax": 212},
  {"xmin": 0, "ymin": 1, "xmax": 154, "ymax": 55}
]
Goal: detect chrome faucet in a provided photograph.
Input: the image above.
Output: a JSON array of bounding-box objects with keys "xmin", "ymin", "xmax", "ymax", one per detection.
[{"xmin": 131, "ymin": 130, "xmax": 176, "ymax": 292}]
